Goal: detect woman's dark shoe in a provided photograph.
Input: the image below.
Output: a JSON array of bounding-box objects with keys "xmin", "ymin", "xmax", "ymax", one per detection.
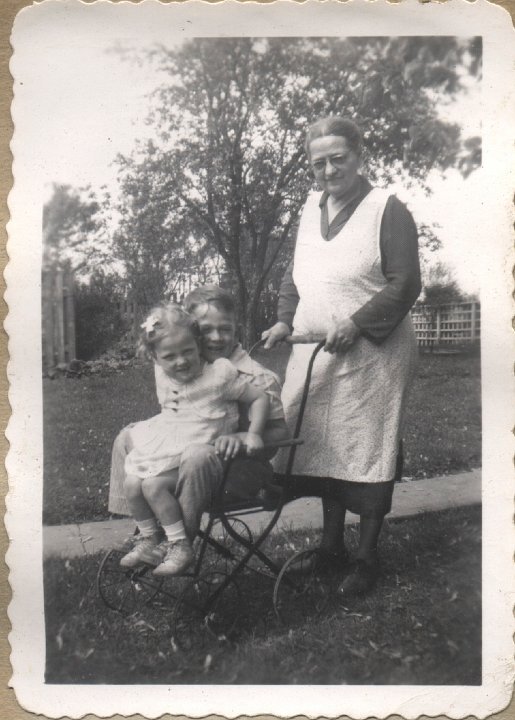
[
  {"xmin": 320, "ymin": 546, "xmax": 350, "ymax": 571},
  {"xmin": 288, "ymin": 546, "xmax": 350, "ymax": 577},
  {"xmin": 336, "ymin": 559, "xmax": 379, "ymax": 598}
]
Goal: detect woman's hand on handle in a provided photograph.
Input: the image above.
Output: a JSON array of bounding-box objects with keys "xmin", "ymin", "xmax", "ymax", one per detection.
[
  {"xmin": 262, "ymin": 321, "xmax": 291, "ymax": 350},
  {"xmin": 324, "ymin": 317, "xmax": 361, "ymax": 354}
]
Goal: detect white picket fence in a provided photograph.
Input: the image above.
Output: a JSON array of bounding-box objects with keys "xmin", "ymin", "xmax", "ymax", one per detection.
[{"xmin": 411, "ymin": 301, "xmax": 480, "ymax": 348}]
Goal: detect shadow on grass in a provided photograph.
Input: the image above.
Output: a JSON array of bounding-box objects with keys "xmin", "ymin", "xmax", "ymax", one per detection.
[{"xmin": 44, "ymin": 505, "xmax": 481, "ymax": 685}]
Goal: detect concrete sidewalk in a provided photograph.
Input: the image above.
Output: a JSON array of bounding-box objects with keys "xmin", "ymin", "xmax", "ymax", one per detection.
[{"xmin": 43, "ymin": 469, "xmax": 481, "ymax": 560}]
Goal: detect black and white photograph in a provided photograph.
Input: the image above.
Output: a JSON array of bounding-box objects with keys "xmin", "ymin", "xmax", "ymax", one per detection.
[{"xmin": 5, "ymin": 1, "xmax": 514, "ymax": 717}]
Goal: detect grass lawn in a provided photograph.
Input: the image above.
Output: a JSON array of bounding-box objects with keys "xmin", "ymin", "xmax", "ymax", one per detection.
[
  {"xmin": 43, "ymin": 349, "xmax": 481, "ymax": 525},
  {"xmin": 44, "ymin": 506, "xmax": 481, "ymax": 685}
]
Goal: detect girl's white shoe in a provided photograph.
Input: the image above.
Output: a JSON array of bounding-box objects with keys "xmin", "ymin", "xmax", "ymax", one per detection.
[
  {"xmin": 119, "ymin": 534, "xmax": 162, "ymax": 568},
  {"xmin": 152, "ymin": 539, "xmax": 195, "ymax": 576}
]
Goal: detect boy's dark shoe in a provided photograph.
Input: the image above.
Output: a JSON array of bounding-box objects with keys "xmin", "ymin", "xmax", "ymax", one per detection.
[{"xmin": 336, "ymin": 559, "xmax": 379, "ymax": 598}]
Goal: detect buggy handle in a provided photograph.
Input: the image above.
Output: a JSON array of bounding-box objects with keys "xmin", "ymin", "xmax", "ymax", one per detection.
[
  {"xmin": 220, "ymin": 437, "xmax": 303, "ymax": 460},
  {"xmin": 232, "ymin": 437, "xmax": 303, "ymax": 454},
  {"xmin": 286, "ymin": 334, "xmax": 326, "ymax": 344},
  {"xmin": 249, "ymin": 335, "xmax": 325, "ymax": 354},
  {"xmin": 263, "ymin": 437, "xmax": 303, "ymax": 449}
]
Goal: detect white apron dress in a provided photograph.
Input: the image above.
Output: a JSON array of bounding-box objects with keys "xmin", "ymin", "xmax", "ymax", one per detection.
[{"xmin": 275, "ymin": 188, "xmax": 418, "ymax": 484}]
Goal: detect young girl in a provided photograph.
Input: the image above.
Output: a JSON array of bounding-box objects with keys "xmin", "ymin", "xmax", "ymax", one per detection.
[{"xmin": 119, "ymin": 303, "xmax": 270, "ymax": 576}]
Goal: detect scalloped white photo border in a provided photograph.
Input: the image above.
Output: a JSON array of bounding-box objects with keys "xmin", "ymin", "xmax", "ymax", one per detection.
[{"xmin": 5, "ymin": 0, "xmax": 515, "ymax": 717}]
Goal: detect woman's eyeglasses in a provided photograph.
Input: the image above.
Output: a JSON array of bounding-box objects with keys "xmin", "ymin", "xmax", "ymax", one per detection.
[{"xmin": 311, "ymin": 155, "xmax": 349, "ymax": 174}]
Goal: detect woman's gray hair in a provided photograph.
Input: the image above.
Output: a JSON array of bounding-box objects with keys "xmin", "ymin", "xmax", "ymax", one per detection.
[{"xmin": 305, "ymin": 116, "xmax": 362, "ymax": 158}]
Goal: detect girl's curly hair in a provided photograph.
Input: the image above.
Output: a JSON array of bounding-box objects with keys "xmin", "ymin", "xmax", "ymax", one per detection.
[{"xmin": 138, "ymin": 303, "xmax": 200, "ymax": 359}]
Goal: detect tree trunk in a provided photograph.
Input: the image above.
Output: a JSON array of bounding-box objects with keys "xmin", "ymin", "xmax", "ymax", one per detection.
[
  {"xmin": 242, "ymin": 289, "xmax": 264, "ymax": 349},
  {"xmin": 241, "ymin": 307, "xmax": 258, "ymax": 349}
]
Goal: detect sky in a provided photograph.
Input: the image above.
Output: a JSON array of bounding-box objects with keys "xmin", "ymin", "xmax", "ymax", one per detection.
[{"xmin": 17, "ymin": 11, "xmax": 482, "ymax": 295}]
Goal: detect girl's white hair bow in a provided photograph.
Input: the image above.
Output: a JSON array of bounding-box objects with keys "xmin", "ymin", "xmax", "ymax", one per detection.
[{"xmin": 141, "ymin": 314, "xmax": 160, "ymax": 333}]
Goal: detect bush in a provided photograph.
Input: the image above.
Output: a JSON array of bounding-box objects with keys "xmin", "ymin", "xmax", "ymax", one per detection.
[{"xmin": 75, "ymin": 273, "xmax": 127, "ymax": 360}]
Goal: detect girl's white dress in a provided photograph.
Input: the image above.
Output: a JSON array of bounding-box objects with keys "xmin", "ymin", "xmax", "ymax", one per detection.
[{"xmin": 125, "ymin": 358, "xmax": 248, "ymax": 479}]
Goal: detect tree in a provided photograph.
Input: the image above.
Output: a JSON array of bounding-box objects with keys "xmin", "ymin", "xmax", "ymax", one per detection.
[
  {"xmin": 112, "ymin": 155, "xmax": 221, "ymax": 311},
  {"xmin": 115, "ymin": 37, "xmax": 481, "ymax": 343},
  {"xmin": 43, "ymin": 185, "xmax": 130, "ymax": 361},
  {"xmin": 422, "ymin": 261, "xmax": 466, "ymax": 307},
  {"xmin": 43, "ymin": 184, "xmax": 110, "ymax": 274}
]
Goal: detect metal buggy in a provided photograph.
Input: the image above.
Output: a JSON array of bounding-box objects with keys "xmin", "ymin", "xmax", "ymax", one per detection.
[{"xmin": 97, "ymin": 336, "xmax": 339, "ymax": 646}]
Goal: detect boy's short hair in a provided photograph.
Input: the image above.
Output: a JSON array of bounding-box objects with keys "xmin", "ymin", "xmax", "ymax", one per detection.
[{"xmin": 183, "ymin": 284, "xmax": 236, "ymax": 318}]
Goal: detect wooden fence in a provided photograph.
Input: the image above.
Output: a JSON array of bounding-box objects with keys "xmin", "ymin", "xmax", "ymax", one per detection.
[
  {"xmin": 115, "ymin": 298, "xmax": 142, "ymax": 342},
  {"xmin": 411, "ymin": 301, "xmax": 480, "ymax": 349},
  {"xmin": 42, "ymin": 267, "xmax": 76, "ymax": 370},
  {"xmin": 37, "ymin": 287, "xmax": 479, "ymax": 371}
]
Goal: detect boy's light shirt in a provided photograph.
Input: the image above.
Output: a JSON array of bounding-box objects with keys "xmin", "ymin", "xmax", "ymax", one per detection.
[{"xmin": 227, "ymin": 344, "xmax": 285, "ymax": 422}]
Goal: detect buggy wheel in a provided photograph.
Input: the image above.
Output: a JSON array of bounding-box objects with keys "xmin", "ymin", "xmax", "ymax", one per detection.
[
  {"xmin": 207, "ymin": 517, "xmax": 254, "ymax": 571},
  {"xmin": 273, "ymin": 549, "xmax": 336, "ymax": 625},
  {"xmin": 97, "ymin": 549, "xmax": 166, "ymax": 615},
  {"xmin": 171, "ymin": 570, "xmax": 242, "ymax": 651}
]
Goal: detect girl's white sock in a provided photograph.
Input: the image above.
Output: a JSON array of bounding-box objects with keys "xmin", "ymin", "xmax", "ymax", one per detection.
[
  {"xmin": 162, "ymin": 520, "xmax": 187, "ymax": 542},
  {"xmin": 137, "ymin": 518, "xmax": 159, "ymax": 537}
]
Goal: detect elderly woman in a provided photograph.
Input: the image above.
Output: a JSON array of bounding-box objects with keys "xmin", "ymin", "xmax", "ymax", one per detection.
[{"xmin": 263, "ymin": 116, "xmax": 421, "ymax": 597}]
